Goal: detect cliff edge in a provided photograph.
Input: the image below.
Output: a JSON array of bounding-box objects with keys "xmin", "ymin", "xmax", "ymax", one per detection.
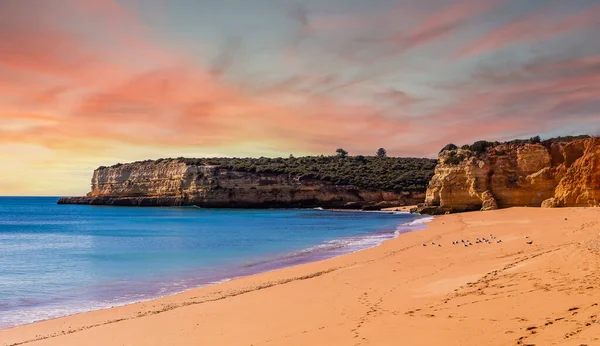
[
  {"xmin": 416, "ymin": 136, "xmax": 599, "ymax": 214},
  {"xmin": 58, "ymin": 156, "xmax": 436, "ymax": 209}
]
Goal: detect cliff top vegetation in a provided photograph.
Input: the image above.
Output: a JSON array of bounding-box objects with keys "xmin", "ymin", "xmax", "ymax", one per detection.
[
  {"xmin": 440, "ymin": 135, "xmax": 591, "ymax": 155},
  {"xmin": 439, "ymin": 135, "xmax": 592, "ymax": 165},
  {"xmin": 103, "ymin": 156, "xmax": 438, "ymax": 193}
]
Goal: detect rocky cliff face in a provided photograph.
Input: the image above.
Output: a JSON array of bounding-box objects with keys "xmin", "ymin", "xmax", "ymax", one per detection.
[
  {"xmin": 418, "ymin": 138, "xmax": 599, "ymax": 214},
  {"xmin": 58, "ymin": 160, "xmax": 425, "ymax": 208}
]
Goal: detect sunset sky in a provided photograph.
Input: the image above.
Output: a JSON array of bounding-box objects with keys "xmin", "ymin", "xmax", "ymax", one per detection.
[{"xmin": 1, "ymin": 0, "xmax": 599, "ymax": 195}]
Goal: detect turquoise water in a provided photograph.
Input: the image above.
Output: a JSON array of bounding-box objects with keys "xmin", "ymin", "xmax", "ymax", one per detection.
[{"xmin": 0, "ymin": 197, "xmax": 428, "ymax": 329}]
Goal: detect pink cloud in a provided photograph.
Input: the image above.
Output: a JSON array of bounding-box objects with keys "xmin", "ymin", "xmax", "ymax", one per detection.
[
  {"xmin": 1, "ymin": 0, "xmax": 599, "ymax": 163},
  {"xmin": 284, "ymin": 0, "xmax": 504, "ymax": 66},
  {"xmin": 398, "ymin": 0, "xmax": 504, "ymax": 50},
  {"xmin": 456, "ymin": 3, "xmax": 600, "ymax": 58}
]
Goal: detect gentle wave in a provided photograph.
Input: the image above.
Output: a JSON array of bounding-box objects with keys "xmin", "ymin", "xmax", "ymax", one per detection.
[
  {"xmin": 244, "ymin": 215, "xmax": 432, "ymax": 268},
  {"xmin": 406, "ymin": 216, "xmax": 434, "ymax": 226}
]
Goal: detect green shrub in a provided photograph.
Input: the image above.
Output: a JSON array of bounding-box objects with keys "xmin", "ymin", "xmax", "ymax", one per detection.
[
  {"xmin": 542, "ymin": 135, "xmax": 590, "ymax": 145},
  {"xmin": 470, "ymin": 141, "xmax": 492, "ymax": 153},
  {"xmin": 444, "ymin": 152, "xmax": 465, "ymax": 165},
  {"xmin": 437, "ymin": 135, "xmax": 590, "ymax": 157},
  {"xmin": 440, "ymin": 144, "xmax": 458, "ymax": 154},
  {"xmin": 112, "ymin": 155, "xmax": 437, "ymax": 193}
]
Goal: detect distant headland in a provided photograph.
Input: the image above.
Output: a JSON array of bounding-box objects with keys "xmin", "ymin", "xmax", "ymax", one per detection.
[{"xmin": 58, "ymin": 154, "xmax": 437, "ymax": 209}]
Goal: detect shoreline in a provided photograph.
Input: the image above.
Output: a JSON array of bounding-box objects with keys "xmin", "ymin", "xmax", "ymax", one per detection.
[
  {"xmin": 3, "ymin": 207, "xmax": 600, "ymax": 345},
  {"xmin": 0, "ymin": 210, "xmax": 426, "ymax": 331}
]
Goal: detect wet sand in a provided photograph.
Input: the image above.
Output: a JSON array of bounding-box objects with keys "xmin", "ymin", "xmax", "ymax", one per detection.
[
  {"xmin": 382, "ymin": 205, "xmax": 417, "ymax": 212},
  {"xmin": 2, "ymin": 207, "xmax": 600, "ymax": 346}
]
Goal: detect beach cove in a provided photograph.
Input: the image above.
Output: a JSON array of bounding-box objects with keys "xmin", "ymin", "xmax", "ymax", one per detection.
[
  {"xmin": 3, "ymin": 207, "xmax": 599, "ymax": 346},
  {"xmin": 0, "ymin": 198, "xmax": 426, "ymax": 330}
]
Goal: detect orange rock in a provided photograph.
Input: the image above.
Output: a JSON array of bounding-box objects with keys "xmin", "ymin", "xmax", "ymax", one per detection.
[
  {"xmin": 553, "ymin": 138, "xmax": 599, "ymax": 207},
  {"xmin": 423, "ymin": 138, "xmax": 599, "ymax": 213}
]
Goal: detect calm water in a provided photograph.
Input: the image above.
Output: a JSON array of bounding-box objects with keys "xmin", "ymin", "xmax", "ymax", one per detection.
[{"xmin": 0, "ymin": 197, "xmax": 429, "ymax": 329}]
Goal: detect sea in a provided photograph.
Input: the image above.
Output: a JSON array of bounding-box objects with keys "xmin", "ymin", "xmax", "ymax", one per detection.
[{"xmin": 0, "ymin": 197, "xmax": 431, "ymax": 329}]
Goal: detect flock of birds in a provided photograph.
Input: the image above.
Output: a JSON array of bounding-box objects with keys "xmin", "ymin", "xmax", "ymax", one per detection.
[{"xmin": 422, "ymin": 235, "xmax": 533, "ymax": 247}]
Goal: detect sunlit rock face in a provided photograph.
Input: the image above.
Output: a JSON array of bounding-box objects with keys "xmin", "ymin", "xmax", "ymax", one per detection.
[
  {"xmin": 58, "ymin": 160, "xmax": 426, "ymax": 208},
  {"xmin": 553, "ymin": 139, "xmax": 600, "ymax": 207},
  {"xmin": 419, "ymin": 138, "xmax": 599, "ymax": 214}
]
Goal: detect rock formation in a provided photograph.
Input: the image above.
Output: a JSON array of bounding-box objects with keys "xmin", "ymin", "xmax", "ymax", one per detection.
[
  {"xmin": 552, "ymin": 139, "xmax": 600, "ymax": 207},
  {"xmin": 58, "ymin": 159, "xmax": 429, "ymax": 209},
  {"xmin": 416, "ymin": 137, "xmax": 599, "ymax": 214}
]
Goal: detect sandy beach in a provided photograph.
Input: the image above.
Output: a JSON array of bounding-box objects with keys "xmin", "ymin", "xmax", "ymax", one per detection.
[{"xmin": 2, "ymin": 207, "xmax": 600, "ymax": 346}]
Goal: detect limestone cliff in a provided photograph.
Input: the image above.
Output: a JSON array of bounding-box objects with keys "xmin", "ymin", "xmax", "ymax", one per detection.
[
  {"xmin": 553, "ymin": 139, "xmax": 600, "ymax": 207},
  {"xmin": 58, "ymin": 159, "xmax": 431, "ymax": 208},
  {"xmin": 417, "ymin": 137, "xmax": 599, "ymax": 214}
]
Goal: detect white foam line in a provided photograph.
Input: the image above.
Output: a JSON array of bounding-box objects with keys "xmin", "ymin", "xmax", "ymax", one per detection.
[{"xmin": 406, "ymin": 216, "xmax": 434, "ymax": 226}]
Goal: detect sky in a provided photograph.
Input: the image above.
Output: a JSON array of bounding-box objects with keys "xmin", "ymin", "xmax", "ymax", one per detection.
[{"xmin": 1, "ymin": 0, "xmax": 599, "ymax": 195}]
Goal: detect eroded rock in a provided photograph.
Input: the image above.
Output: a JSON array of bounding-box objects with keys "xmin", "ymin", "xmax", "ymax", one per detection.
[
  {"xmin": 481, "ymin": 190, "xmax": 498, "ymax": 211},
  {"xmin": 541, "ymin": 197, "xmax": 560, "ymax": 208},
  {"xmin": 421, "ymin": 138, "xmax": 599, "ymax": 214}
]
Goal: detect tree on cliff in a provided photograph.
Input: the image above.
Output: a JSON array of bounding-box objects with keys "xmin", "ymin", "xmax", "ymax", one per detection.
[
  {"xmin": 376, "ymin": 148, "xmax": 387, "ymax": 157},
  {"xmin": 336, "ymin": 148, "xmax": 348, "ymax": 158},
  {"xmin": 529, "ymin": 136, "xmax": 541, "ymax": 144}
]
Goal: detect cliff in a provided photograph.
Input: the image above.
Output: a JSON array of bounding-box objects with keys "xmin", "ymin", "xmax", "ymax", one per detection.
[
  {"xmin": 416, "ymin": 137, "xmax": 599, "ymax": 214},
  {"xmin": 58, "ymin": 156, "xmax": 436, "ymax": 209}
]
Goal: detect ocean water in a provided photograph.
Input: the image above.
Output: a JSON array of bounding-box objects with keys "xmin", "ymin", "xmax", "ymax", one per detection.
[{"xmin": 0, "ymin": 197, "xmax": 430, "ymax": 329}]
